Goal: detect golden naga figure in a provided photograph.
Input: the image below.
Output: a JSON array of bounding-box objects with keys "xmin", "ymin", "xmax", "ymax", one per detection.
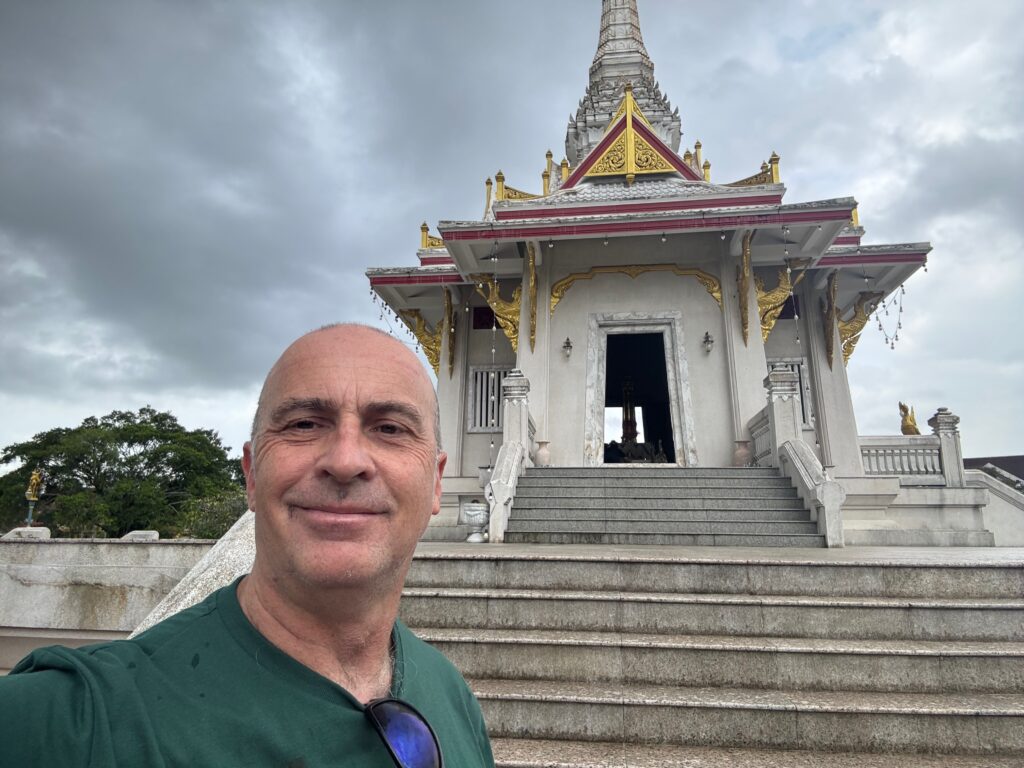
[
  {"xmin": 399, "ymin": 309, "xmax": 443, "ymax": 376},
  {"xmin": 25, "ymin": 469, "xmax": 44, "ymax": 501},
  {"xmin": 756, "ymin": 267, "xmax": 805, "ymax": 342},
  {"xmin": 472, "ymin": 274, "xmax": 522, "ymax": 352},
  {"xmin": 899, "ymin": 402, "xmax": 921, "ymax": 435},
  {"xmin": 838, "ymin": 291, "xmax": 883, "ymax": 366}
]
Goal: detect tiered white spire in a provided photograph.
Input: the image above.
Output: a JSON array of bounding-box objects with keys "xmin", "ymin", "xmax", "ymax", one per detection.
[{"xmin": 566, "ymin": 0, "xmax": 681, "ymax": 166}]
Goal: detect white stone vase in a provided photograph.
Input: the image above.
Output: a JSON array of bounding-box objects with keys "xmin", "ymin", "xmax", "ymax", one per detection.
[
  {"xmin": 535, "ymin": 440, "xmax": 552, "ymax": 467},
  {"xmin": 461, "ymin": 501, "xmax": 490, "ymax": 544}
]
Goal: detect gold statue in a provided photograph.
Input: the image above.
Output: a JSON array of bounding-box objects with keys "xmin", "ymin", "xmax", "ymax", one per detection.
[
  {"xmin": 25, "ymin": 469, "xmax": 44, "ymax": 502},
  {"xmin": 472, "ymin": 274, "xmax": 522, "ymax": 353},
  {"xmin": 899, "ymin": 402, "xmax": 921, "ymax": 435}
]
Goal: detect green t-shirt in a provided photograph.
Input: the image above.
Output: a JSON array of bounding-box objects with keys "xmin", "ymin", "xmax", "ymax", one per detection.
[{"xmin": 0, "ymin": 579, "xmax": 494, "ymax": 767}]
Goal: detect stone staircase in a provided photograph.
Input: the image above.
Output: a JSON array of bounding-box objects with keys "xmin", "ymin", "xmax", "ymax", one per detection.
[
  {"xmin": 505, "ymin": 467, "xmax": 826, "ymax": 547},
  {"xmin": 402, "ymin": 545, "xmax": 1024, "ymax": 767}
]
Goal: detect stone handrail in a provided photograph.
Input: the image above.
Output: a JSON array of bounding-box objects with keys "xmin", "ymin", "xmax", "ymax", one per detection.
[
  {"xmin": 860, "ymin": 435, "xmax": 942, "ymax": 480},
  {"xmin": 778, "ymin": 440, "xmax": 845, "ymax": 547},
  {"xmin": 486, "ymin": 370, "xmax": 533, "ymax": 543},
  {"xmin": 747, "ymin": 408, "xmax": 772, "ymax": 467}
]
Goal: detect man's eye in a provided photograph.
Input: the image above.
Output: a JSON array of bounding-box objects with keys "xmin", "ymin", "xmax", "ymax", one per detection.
[
  {"xmin": 376, "ymin": 423, "xmax": 403, "ymax": 435},
  {"xmin": 289, "ymin": 419, "xmax": 318, "ymax": 430}
]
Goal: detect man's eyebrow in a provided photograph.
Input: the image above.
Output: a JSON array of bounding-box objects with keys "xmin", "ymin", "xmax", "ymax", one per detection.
[
  {"xmin": 363, "ymin": 400, "xmax": 427, "ymax": 431},
  {"xmin": 267, "ymin": 398, "xmax": 337, "ymax": 425}
]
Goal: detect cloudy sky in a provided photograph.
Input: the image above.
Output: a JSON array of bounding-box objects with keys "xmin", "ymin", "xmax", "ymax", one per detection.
[{"xmin": 1, "ymin": 0, "xmax": 1021, "ymax": 464}]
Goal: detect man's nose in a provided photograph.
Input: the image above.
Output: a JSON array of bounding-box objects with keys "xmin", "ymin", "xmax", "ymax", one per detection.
[{"xmin": 314, "ymin": 421, "xmax": 375, "ymax": 481}]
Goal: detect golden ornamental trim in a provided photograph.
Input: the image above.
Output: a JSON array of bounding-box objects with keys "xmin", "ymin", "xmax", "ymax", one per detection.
[
  {"xmin": 590, "ymin": 133, "xmax": 628, "ymax": 175},
  {"xmin": 550, "ymin": 264, "xmax": 723, "ymax": 316},
  {"xmin": 400, "ymin": 309, "xmax": 442, "ymax": 375},
  {"xmin": 756, "ymin": 266, "xmax": 806, "ymax": 342},
  {"xmin": 527, "ymin": 243, "xmax": 538, "ymax": 353},
  {"xmin": 503, "ymin": 185, "xmax": 541, "ymax": 201},
  {"xmin": 726, "ymin": 166, "xmax": 774, "ymax": 187},
  {"xmin": 838, "ymin": 291, "xmax": 883, "ymax": 366},
  {"xmin": 737, "ymin": 232, "xmax": 752, "ymax": 346},
  {"xmin": 471, "ymin": 274, "xmax": 522, "ymax": 353},
  {"xmin": 633, "ymin": 132, "xmax": 674, "ymax": 173}
]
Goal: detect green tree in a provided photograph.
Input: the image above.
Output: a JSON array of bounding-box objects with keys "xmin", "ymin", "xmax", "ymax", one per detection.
[{"xmin": 0, "ymin": 407, "xmax": 243, "ymax": 537}]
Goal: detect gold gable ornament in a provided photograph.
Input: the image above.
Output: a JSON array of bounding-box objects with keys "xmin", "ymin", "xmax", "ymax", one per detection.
[{"xmin": 584, "ymin": 84, "xmax": 680, "ymax": 186}]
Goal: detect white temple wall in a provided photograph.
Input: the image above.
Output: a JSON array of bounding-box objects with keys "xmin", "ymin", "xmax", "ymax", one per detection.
[
  {"xmin": 541, "ymin": 238, "xmax": 733, "ymax": 466},
  {"xmin": 437, "ymin": 285, "xmax": 469, "ymax": 477}
]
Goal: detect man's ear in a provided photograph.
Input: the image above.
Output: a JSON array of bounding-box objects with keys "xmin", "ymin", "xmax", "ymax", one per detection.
[
  {"xmin": 242, "ymin": 442, "xmax": 256, "ymax": 512},
  {"xmin": 432, "ymin": 451, "xmax": 447, "ymax": 516}
]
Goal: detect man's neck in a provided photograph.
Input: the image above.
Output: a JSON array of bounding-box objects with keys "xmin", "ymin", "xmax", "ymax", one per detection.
[{"xmin": 236, "ymin": 572, "xmax": 400, "ymax": 703}]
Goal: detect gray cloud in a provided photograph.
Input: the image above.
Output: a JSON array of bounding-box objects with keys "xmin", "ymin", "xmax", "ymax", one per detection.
[{"xmin": 0, "ymin": 0, "xmax": 1020, "ymax": 457}]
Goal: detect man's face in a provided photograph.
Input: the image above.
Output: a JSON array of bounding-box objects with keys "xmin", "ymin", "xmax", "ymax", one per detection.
[{"xmin": 242, "ymin": 326, "xmax": 445, "ymax": 594}]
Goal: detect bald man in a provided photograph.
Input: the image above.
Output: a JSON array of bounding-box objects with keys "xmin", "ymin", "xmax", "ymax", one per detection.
[{"xmin": 1, "ymin": 324, "xmax": 495, "ymax": 768}]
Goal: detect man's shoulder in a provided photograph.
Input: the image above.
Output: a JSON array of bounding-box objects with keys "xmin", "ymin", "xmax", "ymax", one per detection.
[{"xmin": 11, "ymin": 580, "xmax": 231, "ymax": 678}]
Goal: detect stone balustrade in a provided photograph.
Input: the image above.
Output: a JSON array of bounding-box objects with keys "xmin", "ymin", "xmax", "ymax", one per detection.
[
  {"xmin": 860, "ymin": 436, "xmax": 943, "ymax": 482},
  {"xmin": 747, "ymin": 408, "xmax": 772, "ymax": 467},
  {"xmin": 486, "ymin": 370, "xmax": 535, "ymax": 543}
]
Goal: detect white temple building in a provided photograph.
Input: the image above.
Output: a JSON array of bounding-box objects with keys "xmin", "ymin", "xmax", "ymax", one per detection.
[{"xmin": 367, "ymin": 0, "xmax": 1022, "ymax": 548}]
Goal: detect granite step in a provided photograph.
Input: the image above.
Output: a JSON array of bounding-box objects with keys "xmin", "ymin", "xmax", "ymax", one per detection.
[
  {"xmin": 512, "ymin": 493, "xmax": 806, "ymax": 512},
  {"xmin": 472, "ymin": 678, "xmax": 1024, "ymax": 755},
  {"xmin": 517, "ymin": 476, "xmax": 795, "ymax": 489},
  {"xmin": 521, "ymin": 467, "xmax": 783, "ymax": 479},
  {"xmin": 406, "ymin": 551, "xmax": 1024, "ymax": 599},
  {"xmin": 504, "ymin": 520, "xmax": 820, "ymax": 536},
  {"xmin": 512, "ymin": 490, "xmax": 799, "ymax": 501},
  {"xmin": 490, "ymin": 738, "xmax": 1024, "ymax": 767},
  {"xmin": 400, "ymin": 587, "xmax": 1024, "ymax": 642},
  {"xmin": 503, "ymin": 531, "xmax": 827, "ymax": 547},
  {"xmin": 417, "ymin": 627, "xmax": 1024, "ymax": 693},
  {"xmin": 509, "ymin": 507, "xmax": 812, "ymax": 522}
]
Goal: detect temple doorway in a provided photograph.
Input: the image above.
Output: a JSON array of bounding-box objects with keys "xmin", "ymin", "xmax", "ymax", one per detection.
[{"xmin": 603, "ymin": 332, "xmax": 676, "ymax": 463}]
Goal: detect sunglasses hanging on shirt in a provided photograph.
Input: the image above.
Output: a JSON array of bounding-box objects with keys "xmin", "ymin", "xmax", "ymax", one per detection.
[{"xmin": 364, "ymin": 697, "xmax": 443, "ymax": 768}]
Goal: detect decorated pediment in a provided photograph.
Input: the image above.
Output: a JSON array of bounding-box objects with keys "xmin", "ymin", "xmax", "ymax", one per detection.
[{"xmin": 563, "ymin": 84, "xmax": 702, "ymax": 188}]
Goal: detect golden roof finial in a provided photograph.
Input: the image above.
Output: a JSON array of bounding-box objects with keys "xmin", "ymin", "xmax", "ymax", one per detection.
[
  {"xmin": 683, "ymin": 149, "xmax": 693, "ymax": 164},
  {"xmin": 851, "ymin": 204, "xmax": 860, "ymax": 227},
  {"xmin": 420, "ymin": 221, "xmax": 429, "ymax": 249},
  {"xmin": 484, "ymin": 177, "xmax": 493, "ymax": 218},
  {"xmin": 702, "ymin": 159, "xmax": 711, "ymax": 182},
  {"xmin": 545, "ymin": 149, "xmax": 553, "ymax": 176},
  {"xmin": 495, "ymin": 170, "xmax": 506, "ymax": 201},
  {"xmin": 542, "ymin": 169, "xmax": 551, "ymax": 196},
  {"xmin": 560, "ymin": 158, "xmax": 570, "ymax": 182},
  {"xmin": 769, "ymin": 151, "xmax": 780, "ymax": 183},
  {"xmin": 694, "ymin": 140, "xmax": 702, "ymax": 168}
]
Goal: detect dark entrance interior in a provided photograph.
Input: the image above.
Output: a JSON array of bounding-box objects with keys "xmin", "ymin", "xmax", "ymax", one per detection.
[{"xmin": 604, "ymin": 332, "xmax": 675, "ymax": 463}]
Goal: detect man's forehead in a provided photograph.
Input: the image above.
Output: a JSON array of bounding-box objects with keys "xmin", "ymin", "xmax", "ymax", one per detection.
[{"xmin": 264, "ymin": 328, "xmax": 433, "ymax": 408}]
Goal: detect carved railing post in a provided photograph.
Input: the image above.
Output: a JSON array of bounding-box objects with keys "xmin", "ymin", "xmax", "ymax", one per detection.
[
  {"xmin": 486, "ymin": 370, "xmax": 532, "ymax": 542},
  {"xmin": 763, "ymin": 369, "xmax": 802, "ymax": 465},
  {"xmin": 928, "ymin": 407, "xmax": 966, "ymax": 488}
]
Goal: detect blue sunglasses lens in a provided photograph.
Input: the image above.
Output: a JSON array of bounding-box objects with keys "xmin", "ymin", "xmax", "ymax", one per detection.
[{"xmin": 366, "ymin": 699, "xmax": 442, "ymax": 768}]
